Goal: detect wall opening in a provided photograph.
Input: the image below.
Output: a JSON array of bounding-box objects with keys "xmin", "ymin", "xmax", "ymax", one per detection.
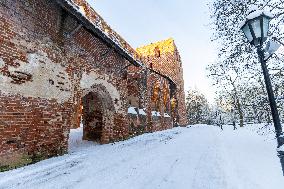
[{"xmin": 81, "ymin": 92, "xmax": 104, "ymax": 143}]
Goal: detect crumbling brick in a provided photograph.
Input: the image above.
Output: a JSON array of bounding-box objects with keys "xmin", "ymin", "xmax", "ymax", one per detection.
[{"xmin": 0, "ymin": 0, "xmax": 187, "ymax": 170}]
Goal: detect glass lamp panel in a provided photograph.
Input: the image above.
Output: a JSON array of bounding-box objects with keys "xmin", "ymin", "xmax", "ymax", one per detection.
[
  {"xmin": 250, "ymin": 18, "xmax": 261, "ymax": 38},
  {"xmin": 262, "ymin": 16, "xmax": 270, "ymax": 38},
  {"xmin": 242, "ymin": 24, "xmax": 253, "ymax": 42}
]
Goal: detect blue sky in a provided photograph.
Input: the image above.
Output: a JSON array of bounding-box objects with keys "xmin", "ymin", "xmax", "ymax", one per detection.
[{"xmin": 87, "ymin": 0, "xmax": 217, "ymax": 102}]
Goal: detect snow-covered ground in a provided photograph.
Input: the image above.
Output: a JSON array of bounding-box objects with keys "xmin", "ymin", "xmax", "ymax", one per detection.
[{"xmin": 1, "ymin": 124, "xmax": 284, "ymax": 189}]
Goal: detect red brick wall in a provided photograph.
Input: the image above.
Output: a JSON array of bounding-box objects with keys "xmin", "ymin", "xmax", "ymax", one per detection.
[
  {"xmin": 0, "ymin": 0, "xmax": 130, "ymax": 168},
  {"xmin": 0, "ymin": 0, "xmax": 185, "ymax": 170},
  {"xmin": 0, "ymin": 92, "xmax": 72, "ymax": 166},
  {"xmin": 137, "ymin": 41, "xmax": 188, "ymax": 126},
  {"xmin": 127, "ymin": 66, "xmax": 173, "ymax": 133}
]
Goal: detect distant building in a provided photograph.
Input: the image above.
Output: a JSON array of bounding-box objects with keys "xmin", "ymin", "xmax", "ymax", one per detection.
[{"xmin": 0, "ymin": 0, "xmax": 188, "ymax": 170}]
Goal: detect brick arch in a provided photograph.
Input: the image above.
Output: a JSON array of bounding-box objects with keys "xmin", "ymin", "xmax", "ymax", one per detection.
[
  {"xmin": 81, "ymin": 84, "xmax": 115, "ymax": 112},
  {"xmin": 80, "ymin": 71, "xmax": 123, "ymax": 113},
  {"xmin": 80, "ymin": 84, "xmax": 115, "ymax": 144}
]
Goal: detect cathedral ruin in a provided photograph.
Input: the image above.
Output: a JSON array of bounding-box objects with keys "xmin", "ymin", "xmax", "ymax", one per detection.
[{"xmin": 0, "ymin": 0, "xmax": 187, "ymax": 170}]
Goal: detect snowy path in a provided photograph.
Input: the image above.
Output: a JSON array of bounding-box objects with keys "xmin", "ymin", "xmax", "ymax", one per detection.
[{"xmin": 1, "ymin": 125, "xmax": 284, "ymax": 189}]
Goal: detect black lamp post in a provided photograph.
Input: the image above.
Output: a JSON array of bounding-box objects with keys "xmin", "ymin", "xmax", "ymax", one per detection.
[{"xmin": 240, "ymin": 9, "xmax": 284, "ymax": 175}]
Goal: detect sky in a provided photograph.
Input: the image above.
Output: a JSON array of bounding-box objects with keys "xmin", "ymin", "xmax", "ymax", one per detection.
[{"xmin": 86, "ymin": 0, "xmax": 217, "ymax": 103}]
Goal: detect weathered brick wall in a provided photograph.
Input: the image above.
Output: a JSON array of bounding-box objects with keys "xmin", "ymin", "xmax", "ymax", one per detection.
[
  {"xmin": 127, "ymin": 65, "xmax": 173, "ymax": 134},
  {"xmin": 0, "ymin": 92, "xmax": 72, "ymax": 167},
  {"xmin": 0, "ymin": 0, "xmax": 72, "ymax": 168},
  {"xmin": 146, "ymin": 73, "xmax": 173, "ymax": 131},
  {"xmin": 0, "ymin": 0, "xmax": 130, "ymax": 169},
  {"xmin": 0, "ymin": 0, "xmax": 186, "ymax": 170},
  {"xmin": 137, "ymin": 39, "xmax": 188, "ymax": 126},
  {"xmin": 127, "ymin": 67, "xmax": 148, "ymax": 136}
]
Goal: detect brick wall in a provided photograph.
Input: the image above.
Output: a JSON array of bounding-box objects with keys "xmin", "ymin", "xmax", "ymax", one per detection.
[
  {"xmin": 0, "ymin": 0, "xmax": 187, "ymax": 170},
  {"xmin": 137, "ymin": 39, "xmax": 188, "ymax": 126},
  {"xmin": 0, "ymin": 0, "xmax": 131, "ymax": 169}
]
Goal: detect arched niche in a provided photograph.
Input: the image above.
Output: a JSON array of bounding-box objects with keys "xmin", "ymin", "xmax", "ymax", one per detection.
[{"xmin": 80, "ymin": 84, "xmax": 115, "ymax": 144}]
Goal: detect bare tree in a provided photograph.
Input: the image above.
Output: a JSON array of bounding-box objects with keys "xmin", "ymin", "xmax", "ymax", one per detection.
[{"xmin": 208, "ymin": 0, "xmax": 284, "ymax": 125}]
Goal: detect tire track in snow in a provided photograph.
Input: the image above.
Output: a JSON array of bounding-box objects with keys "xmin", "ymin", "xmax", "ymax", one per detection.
[{"xmin": 191, "ymin": 131, "xmax": 228, "ymax": 189}]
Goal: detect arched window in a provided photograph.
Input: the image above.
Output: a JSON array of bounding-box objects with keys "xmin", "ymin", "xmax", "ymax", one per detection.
[
  {"xmin": 149, "ymin": 62, "xmax": 153, "ymax": 68},
  {"xmin": 162, "ymin": 82, "xmax": 170, "ymax": 110},
  {"xmin": 152, "ymin": 81, "xmax": 161, "ymax": 111}
]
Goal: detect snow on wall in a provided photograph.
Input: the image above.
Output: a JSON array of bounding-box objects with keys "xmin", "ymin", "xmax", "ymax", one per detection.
[
  {"xmin": 139, "ymin": 109, "xmax": 147, "ymax": 116},
  {"xmin": 0, "ymin": 52, "xmax": 72, "ymax": 103},
  {"xmin": 164, "ymin": 113, "xmax": 171, "ymax": 118},
  {"xmin": 128, "ymin": 107, "xmax": 138, "ymax": 115},
  {"xmin": 152, "ymin": 111, "xmax": 161, "ymax": 117}
]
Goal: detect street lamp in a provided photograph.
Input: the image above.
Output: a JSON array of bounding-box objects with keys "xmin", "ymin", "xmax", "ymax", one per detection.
[
  {"xmin": 240, "ymin": 9, "xmax": 284, "ymax": 175},
  {"xmin": 240, "ymin": 10, "xmax": 272, "ymax": 47}
]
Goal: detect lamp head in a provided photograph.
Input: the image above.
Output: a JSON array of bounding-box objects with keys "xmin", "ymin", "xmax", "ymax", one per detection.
[{"xmin": 240, "ymin": 10, "xmax": 273, "ymax": 47}]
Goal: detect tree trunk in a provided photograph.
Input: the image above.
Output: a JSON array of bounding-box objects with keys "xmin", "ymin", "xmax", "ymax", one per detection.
[
  {"xmin": 231, "ymin": 79, "xmax": 243, "ymax": 128},
  {"xmin": 266, "ymin": 108, "xmax": 271, "ymax": 124},
  {"xmin": 236, "ymin": 97, "xmax": 244, "ymax": 127}
]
